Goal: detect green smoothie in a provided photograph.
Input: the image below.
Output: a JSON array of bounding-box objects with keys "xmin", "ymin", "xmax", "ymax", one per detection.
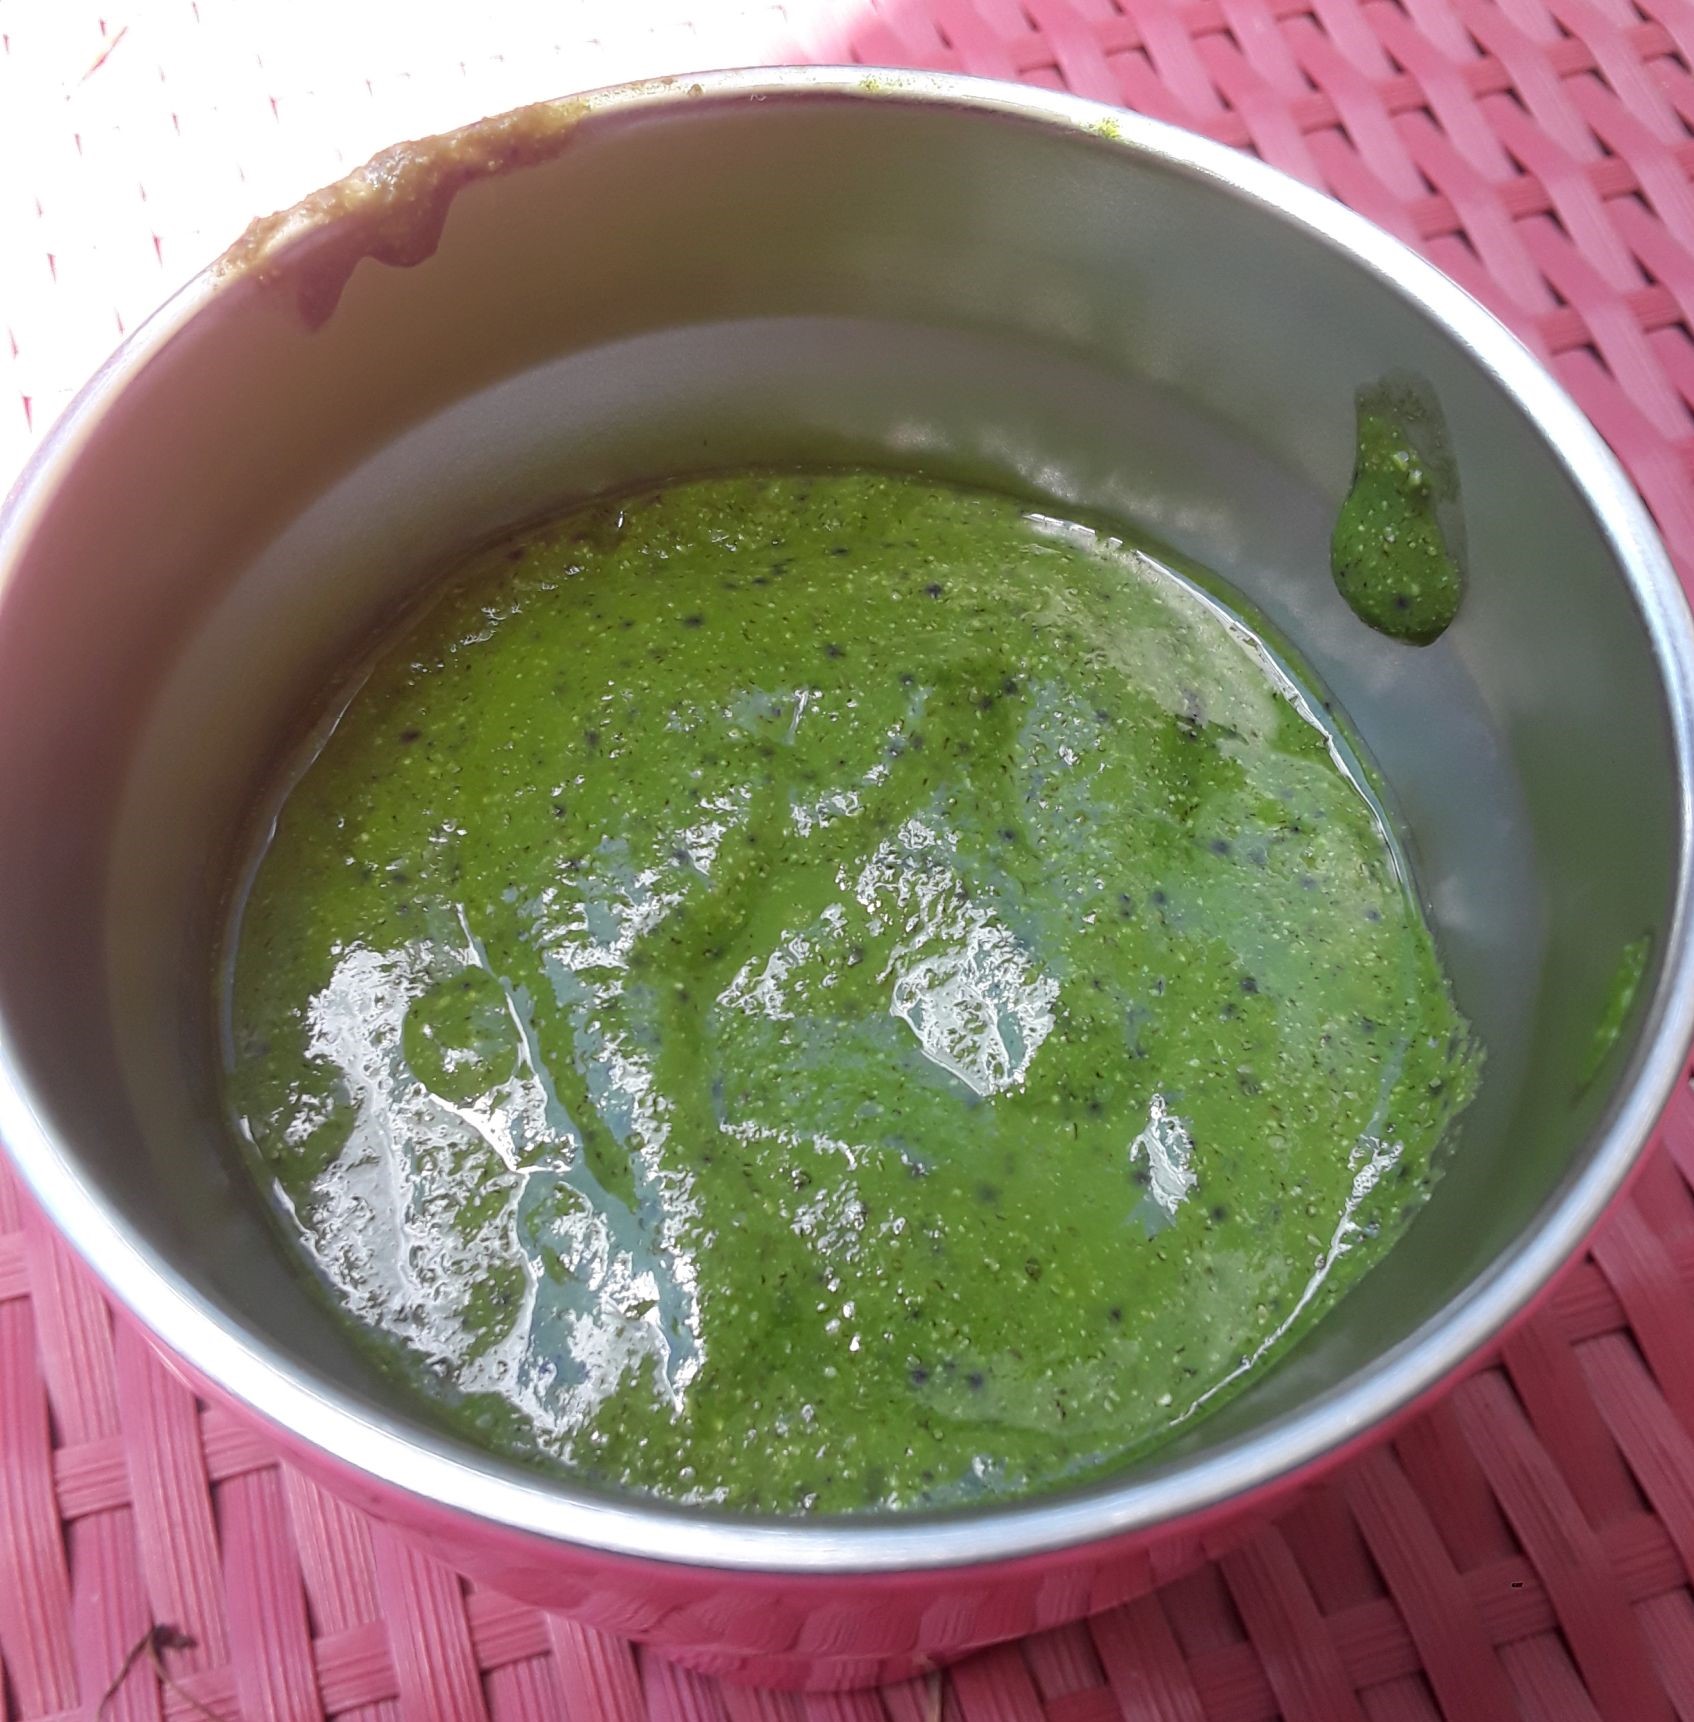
[
  {"xmin": 1331, "ymin": 377, "xmax": 1467, "ymax": 646},
  {"xmin": 224, "ymin": 470, "xmax": 1481, "ymax": 1512}
]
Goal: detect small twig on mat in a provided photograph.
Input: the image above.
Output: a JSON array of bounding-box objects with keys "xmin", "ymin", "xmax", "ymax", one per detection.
[
  {"xmin": 96, "ymin": 1630, "xmax": 154, "ymax": 1717},
  {"xmin": 98, "ymin": 1625, "xmax": 227, "ymax": 1722}
]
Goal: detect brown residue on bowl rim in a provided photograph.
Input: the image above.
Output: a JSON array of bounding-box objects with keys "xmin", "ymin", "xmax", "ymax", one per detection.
[{"xmin": 214, "ymin": 97, "xmax": 591, "ymax": 330}]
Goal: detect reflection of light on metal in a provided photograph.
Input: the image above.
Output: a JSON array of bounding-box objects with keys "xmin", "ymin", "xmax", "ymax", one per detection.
[{"xmin": 884, "ymin": 419, "xmax": 951, "ymax": 456}]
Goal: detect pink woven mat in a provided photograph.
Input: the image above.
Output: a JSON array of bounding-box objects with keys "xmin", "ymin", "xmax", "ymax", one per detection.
[{"xmin": 7, "ymin": 1, "xmax": 1694, "ymax": 1717}]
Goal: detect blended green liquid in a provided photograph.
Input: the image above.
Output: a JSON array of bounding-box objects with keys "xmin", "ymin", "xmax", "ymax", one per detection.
[
  {"xmin": 225, "ymin": 471, "xmax": 1481, "ymax": 1512},
  {"xmin": 1581, "ymin": 934, "xmax": 1652, "ymax": 1094},
  {"xmin": 1331, "ymin": 377, "xmax": 1466, "ymax": 647}
]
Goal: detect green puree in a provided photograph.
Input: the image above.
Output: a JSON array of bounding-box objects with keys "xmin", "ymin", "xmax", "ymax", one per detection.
[
  {"xmin": 1331, "ymin": 378, "xmax": 1467, "ymax": 647},
  {"xmin": 1580, "ymin": 934, "xmax": 1652, "ymax": 1094},
  {"xmin": 226, "ymin": 471, "xmax": 1481, "ymax": 1513}
]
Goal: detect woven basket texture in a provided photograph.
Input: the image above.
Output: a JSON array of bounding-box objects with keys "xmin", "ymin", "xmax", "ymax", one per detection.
[{"xmin": 6, "ymin": 1, "xmax": 1694, "ymax": 1717}]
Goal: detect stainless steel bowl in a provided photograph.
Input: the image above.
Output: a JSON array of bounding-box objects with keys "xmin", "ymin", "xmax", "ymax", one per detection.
[{"xmin": 2, "ymin": 68, "xmax": 1691, "ymax": 1690}]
